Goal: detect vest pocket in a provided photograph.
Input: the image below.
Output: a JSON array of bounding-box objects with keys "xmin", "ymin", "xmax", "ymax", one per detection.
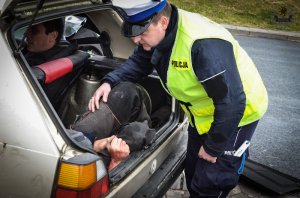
[
  {"xmin": 189, "ymin": 105, "xmax": 215, "ymax": 116},
  {"xmin": 190, "ymin": 105, "xmax": 214, "ymax": 134}
]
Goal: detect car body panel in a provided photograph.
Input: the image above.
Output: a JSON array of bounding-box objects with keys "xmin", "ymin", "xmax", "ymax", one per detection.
[
  {"xmin": 0, "ymin": 34, "xmax": 64, "ymax": 154},
  {"xmin": 0, "ymin": 144, "xmax": 59, "ymax": 197},
  {"xmin": 0, "ymin": 27, "xmax": 64, "ymax": 197}
]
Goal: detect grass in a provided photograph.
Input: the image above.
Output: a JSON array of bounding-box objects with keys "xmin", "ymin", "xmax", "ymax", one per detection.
[{"xmin": 168, "ymin": 0, "xmax": 300, "ymax": 32}]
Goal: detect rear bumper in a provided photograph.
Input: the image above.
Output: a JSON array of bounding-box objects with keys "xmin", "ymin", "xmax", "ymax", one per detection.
[{"xmin": 133, "ymin": 131, "xmax": 187, "ymax": 198}]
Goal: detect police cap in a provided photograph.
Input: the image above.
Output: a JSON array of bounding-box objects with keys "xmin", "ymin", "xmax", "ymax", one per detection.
[{"xmin": 112, "ymin": 0, "xmax": 167, "ymax": 37}]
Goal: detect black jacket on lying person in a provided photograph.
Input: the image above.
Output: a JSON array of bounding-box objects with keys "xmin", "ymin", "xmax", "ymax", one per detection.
[{"xmin": 71, "ymin": 82, "xmax": 155, "ymax": 154}]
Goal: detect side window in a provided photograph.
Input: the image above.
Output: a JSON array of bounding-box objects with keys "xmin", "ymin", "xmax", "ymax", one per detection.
[
  {"xmin": 64, "ymin": 15, "xmax": 87, "ymax": 39},
  {"xmin": 14, "ymin": 27, "xmax": 27, "ymax": 45},
  {"xmin": 65, "ymin": 15, "xmax": 113, "ymax": 58}
]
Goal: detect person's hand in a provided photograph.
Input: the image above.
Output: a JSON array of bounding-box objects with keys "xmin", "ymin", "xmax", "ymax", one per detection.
[
  {"xmin": 198, "ymin": 146, "xmax": 217, "ymax": 163},
  {"xmin": 88, "ymin": 82, "xmax": 111, "ymax": 112},
  {"xmin": 107, "ymin": 137, "xmax": 130, "ymax": 171},
  {"xmin": 93, "ymin": 135, "xmax": 116, "ymax": 153},
  {"xmin": 107, "ymin": 137, "xmax": 130, "ymax": 161}
]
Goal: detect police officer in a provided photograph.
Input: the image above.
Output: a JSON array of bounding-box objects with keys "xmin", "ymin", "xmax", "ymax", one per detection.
[{"xmin": 89, "ymin": 0, "xmax": 268, "ymax": 197}]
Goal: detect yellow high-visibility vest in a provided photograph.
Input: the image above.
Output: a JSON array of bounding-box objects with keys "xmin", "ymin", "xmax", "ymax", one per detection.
[{"xmin": 162, "ymin": 9, "xmax": 268, "ymax": 134}]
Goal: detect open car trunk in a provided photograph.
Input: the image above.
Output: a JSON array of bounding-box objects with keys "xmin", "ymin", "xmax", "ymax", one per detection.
[
  {"xmin": 3, "ymin": 1, "xmax": 187, "ymax": 195},
  {"xmin": 56, "ymin": 54, "xmax": 180, "ymax": 184}
]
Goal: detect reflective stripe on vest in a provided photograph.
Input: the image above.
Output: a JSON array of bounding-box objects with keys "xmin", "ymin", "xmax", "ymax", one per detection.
[{"xmin": 163, "ymin": 9, "xmax": 268, "ymax": 135}]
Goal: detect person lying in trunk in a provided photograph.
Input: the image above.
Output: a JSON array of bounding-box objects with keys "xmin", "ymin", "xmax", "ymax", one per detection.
[{"xmin": 70, "ymin": 81, "xmax": 155, "ymax": 171}]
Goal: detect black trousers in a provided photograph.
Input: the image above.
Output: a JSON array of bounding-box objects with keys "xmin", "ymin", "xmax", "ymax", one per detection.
[{"xmin": 185, "ymin": 121, "xmax": 258, "ymax": 198}]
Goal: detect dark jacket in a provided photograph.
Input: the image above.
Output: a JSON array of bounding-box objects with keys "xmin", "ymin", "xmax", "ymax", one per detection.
[{"xmin": 103, "ymin": 5, "xmax": 246, "ymax": 157}]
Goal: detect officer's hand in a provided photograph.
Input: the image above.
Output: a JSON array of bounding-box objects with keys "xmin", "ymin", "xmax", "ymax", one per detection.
[
  {"xmin": 198, "ymin": 146, "xmax": 217, "ymax": 163},
  {"xmin": 88, "ymin": 82, "xmax": 111, "ymax": 112}
]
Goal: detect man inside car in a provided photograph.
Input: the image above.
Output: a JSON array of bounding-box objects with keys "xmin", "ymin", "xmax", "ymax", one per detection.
[
  {"xmin": 24, "ymin": 19, "xmax": 75, "ymax": 65},
  {"xmin": 24, "ymin": 18, "xmax": 79, "ymax": 107}
]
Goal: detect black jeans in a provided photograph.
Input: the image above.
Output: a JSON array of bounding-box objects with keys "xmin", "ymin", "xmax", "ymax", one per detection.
[{"xmin": 185, "ymin": 121, "xmax": 258, "ymax": 198}]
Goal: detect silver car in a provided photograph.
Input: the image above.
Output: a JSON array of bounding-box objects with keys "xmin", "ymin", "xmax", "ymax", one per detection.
[{"xmin": 0, "ymin": 0, "xmax": 188, "ymax": 197}]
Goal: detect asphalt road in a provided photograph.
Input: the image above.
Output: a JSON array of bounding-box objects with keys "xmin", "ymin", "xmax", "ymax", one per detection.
[
  {"xmin": 164, "ymin": 35, "xmax": 300, "ymax": 198},
  {"xmin": 236, "ymin": 35, "xmax": 300, "ymax": 180}
]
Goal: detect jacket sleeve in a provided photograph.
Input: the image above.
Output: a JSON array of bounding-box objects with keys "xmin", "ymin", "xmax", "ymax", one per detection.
[
  {"xmin": 103, "ymin": 45, "xmax": 154, "ymax": 87},
  {"xmin": 191, "ymin": 39, "xmax": 246, "ymax": 157}
]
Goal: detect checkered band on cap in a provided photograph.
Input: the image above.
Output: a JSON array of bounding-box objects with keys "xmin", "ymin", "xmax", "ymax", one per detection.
[{"xmin": 112, "ymin": 0, "xmax": 166, "ymax": 23}]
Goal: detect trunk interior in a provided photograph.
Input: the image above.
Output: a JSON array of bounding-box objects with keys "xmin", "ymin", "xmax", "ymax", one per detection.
[
  {"xmin": 56, "ymin": 55, "xmax": 177, "ymax": 184},
  {"xmin": 8, "ymin": 5, "xmax": 180, "ymax": 186}
]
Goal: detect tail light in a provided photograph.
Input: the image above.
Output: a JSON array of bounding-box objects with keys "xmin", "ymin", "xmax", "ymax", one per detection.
[{"xmin": 55, "ymin": 153, "xmax": 109, "ymax": 198}]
